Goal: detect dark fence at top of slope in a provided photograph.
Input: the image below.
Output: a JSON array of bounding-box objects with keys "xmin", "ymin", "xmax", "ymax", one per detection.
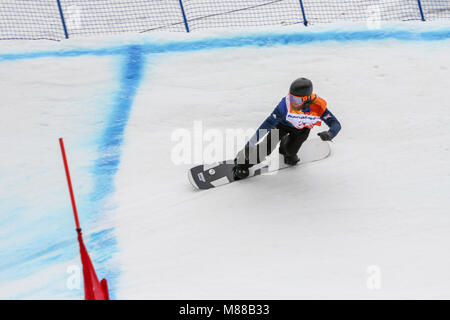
[{"xmin": 0, "ymin": 0, "xmax": 449, "ymax": 41}]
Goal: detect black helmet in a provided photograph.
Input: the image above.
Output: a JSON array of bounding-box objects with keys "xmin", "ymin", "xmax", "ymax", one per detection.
[{"xmin": 289, "ymin": 77, "xmax": 313, "ymax": 97}]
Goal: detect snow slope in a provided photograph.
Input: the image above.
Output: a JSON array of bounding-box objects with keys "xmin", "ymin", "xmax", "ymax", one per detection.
[
  {"xmin": 1, "ymin": 23, "xmax": 450, "ymax": 299},
  {"xmin": 0, "ymin": 54, "xmax": 122, "ymax": 299},
  {"xmin": 115, "ymin": 39, "xmax": 450, "ymax": 299}
]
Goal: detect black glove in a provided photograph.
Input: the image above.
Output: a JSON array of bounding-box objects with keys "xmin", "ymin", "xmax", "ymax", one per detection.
[{"xmin": 317, "ymin": 131, "xmax": 332, "ymax": 141}]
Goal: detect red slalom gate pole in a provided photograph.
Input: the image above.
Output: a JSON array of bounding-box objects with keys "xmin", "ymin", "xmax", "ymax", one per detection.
[
  {"xmin": 59, "ymin": 138, "xmax": 109, "ymax": 300},
  {"xmin": 59, "ymin": 138, "xmax": 81, "ymax": 232}
]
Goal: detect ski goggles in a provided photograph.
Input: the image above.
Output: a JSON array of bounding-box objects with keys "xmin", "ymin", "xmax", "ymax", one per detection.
[{"xmin": 289, "ymin": 93, "xmax": 315, "ymax": 105}]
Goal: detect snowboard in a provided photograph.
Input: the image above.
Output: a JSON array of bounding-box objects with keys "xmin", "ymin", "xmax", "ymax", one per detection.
[{"xmin": 188, "ymin": 138, "xmax": 331, "ymax": 190}]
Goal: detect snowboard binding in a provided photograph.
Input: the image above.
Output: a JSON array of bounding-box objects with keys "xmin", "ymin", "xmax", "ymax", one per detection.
[{"xmin": 233, "ymin": 164, "xmax": 250, "ymax": 180}]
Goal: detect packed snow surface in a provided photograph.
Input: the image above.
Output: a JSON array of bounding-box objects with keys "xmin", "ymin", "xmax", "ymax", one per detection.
[{"xmin": 1, "ymin": 23, "xmax": 450, "ymax": 299}]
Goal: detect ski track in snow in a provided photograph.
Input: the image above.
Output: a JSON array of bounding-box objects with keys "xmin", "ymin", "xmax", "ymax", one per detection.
[{"xmin": 0, "ymin": 24, "xmax": 450, "ymax": 299}]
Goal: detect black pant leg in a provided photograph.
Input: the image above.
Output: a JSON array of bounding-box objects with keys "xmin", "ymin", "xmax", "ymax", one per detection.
[
  {"xmin": 237, "ymin": 124, "xmax": 308, "ymax": 166},
  {"xmin": 240, "ymin": 125, "xmax": 289, "ymax": 166},
  {"xmin": 280, "ymin": 126, "xmax": 310, "ymax": 156},
  {"xmin": 256, "ymin": 124, "xmax": 290, "ymax": 162}
]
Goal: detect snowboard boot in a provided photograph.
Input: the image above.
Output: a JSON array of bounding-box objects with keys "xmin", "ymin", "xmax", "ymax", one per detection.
[
  {"xmin": 283, "ymin": 154, "xmax": 300, "ymax": 166},
  {"xmin": 279, "ymin": 135, "xmax": 300, "ymax": 166},
  {"xmin": 233, "ymin": 164, "xmax": 250, "ymax": 180}
]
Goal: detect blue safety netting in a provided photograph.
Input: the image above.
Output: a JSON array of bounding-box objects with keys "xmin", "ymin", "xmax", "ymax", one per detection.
[{"xmin": 0, "ymin": 0, "xmax": 449, "ymax": 41}]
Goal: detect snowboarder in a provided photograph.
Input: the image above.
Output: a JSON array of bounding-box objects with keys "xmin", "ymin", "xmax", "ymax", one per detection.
[{"xmin": 233, "ymin": 77, "xmax": 341, "ymax": 180}]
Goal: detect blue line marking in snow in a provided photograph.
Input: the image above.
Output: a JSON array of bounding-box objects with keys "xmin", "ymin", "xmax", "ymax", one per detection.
[
  {"xmin": 0, "ymin": 45, "xmax": 145, "ymax": 299},
  {"xmin": 0, "ymin": 29, "xmax": 449, "ymax": 62},
  {"xmin": 92, "ymin": 45, "xmax": 145, "ymax": 202},
  {"xmin": 88, "ymin": 45, "xmax": 145, "ymax": 299}
]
